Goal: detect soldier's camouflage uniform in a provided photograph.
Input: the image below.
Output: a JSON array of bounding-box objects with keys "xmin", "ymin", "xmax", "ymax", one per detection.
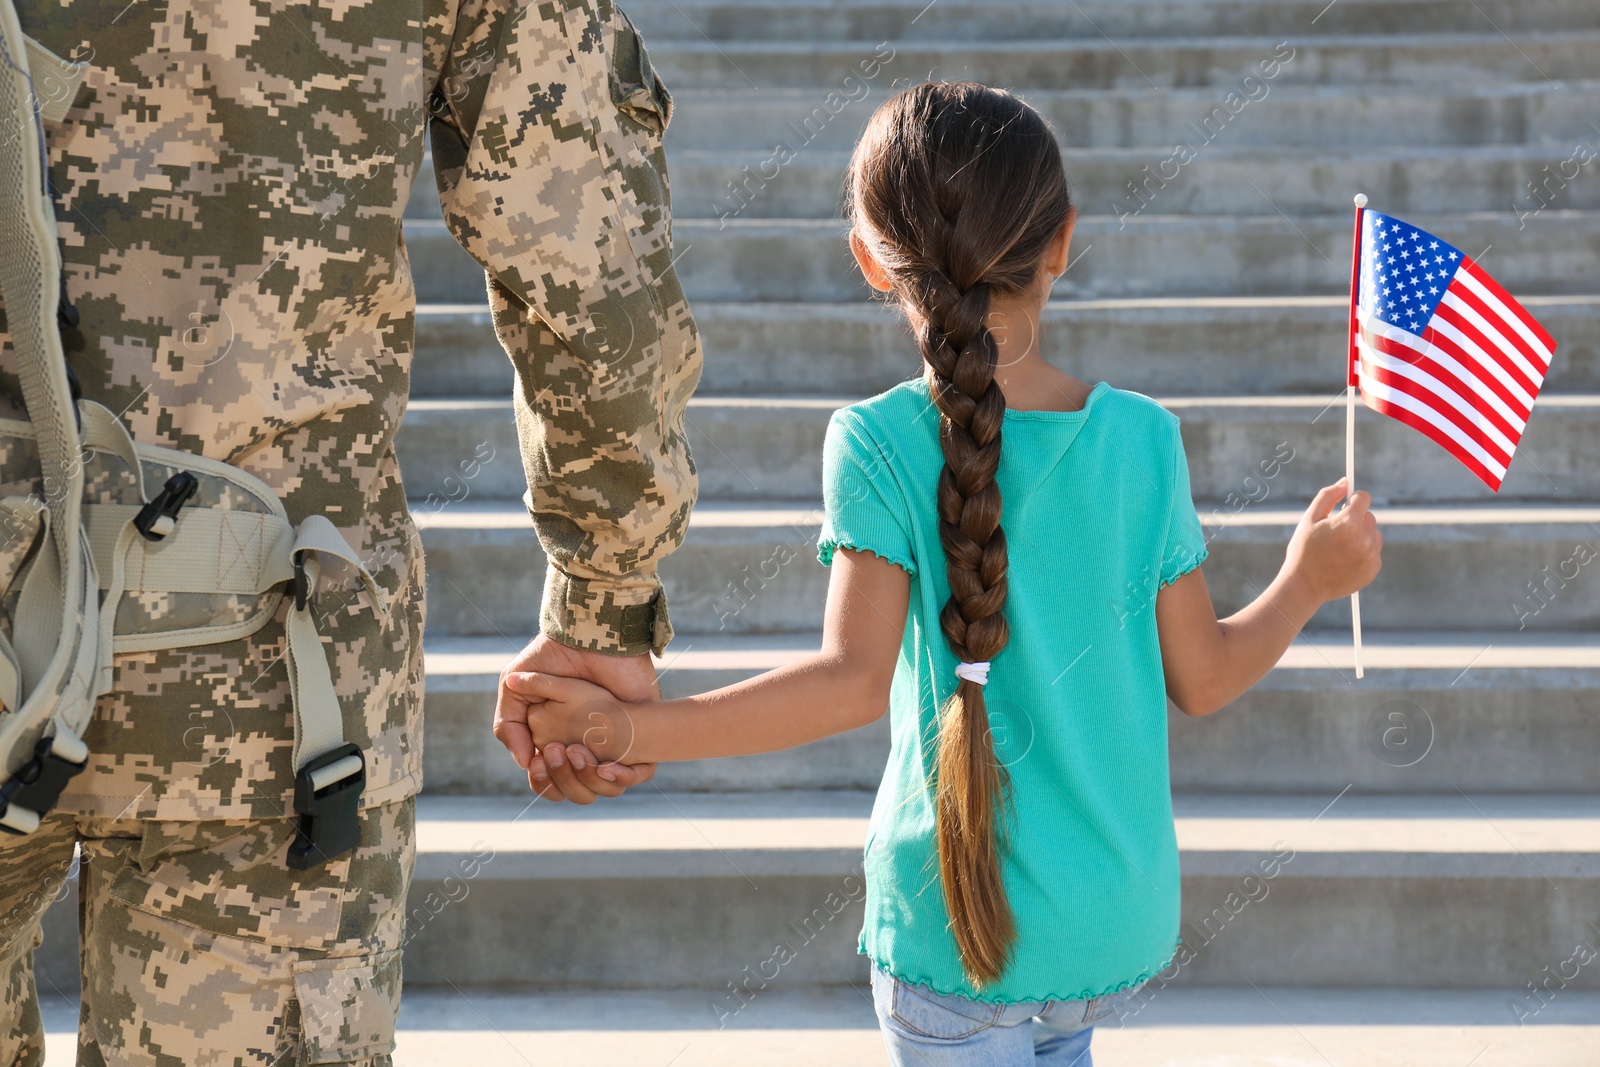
[{"xmin": 0, "ymin": 0, "xmax": 700, "ymax": 1063}]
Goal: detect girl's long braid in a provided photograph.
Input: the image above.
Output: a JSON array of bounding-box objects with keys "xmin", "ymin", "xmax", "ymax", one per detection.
[
  {"xmin": 918, "ymin": 267, "xmax": 1015, "ymax": 984},
  {"xmin": 846, "ymin": 82, "xmax": 1071, "ymax": 985}
]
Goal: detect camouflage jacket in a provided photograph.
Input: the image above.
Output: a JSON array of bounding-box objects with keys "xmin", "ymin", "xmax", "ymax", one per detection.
[{"xmin": 0, "ymin": 0, "xmax": 700, "ymax": 820}]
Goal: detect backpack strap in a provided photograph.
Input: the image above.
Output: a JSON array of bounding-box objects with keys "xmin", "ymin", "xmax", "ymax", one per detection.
[
  {"xmin": 281, "ymin": 515, "xmax": 387, "ymax": 869},
  {"xmin": 0, "ymin": 2, "xmax": 82, "ymax": 600},
  {"xmin": 0, "ymin": 0, "xmax": 97, "ymax": 830}
]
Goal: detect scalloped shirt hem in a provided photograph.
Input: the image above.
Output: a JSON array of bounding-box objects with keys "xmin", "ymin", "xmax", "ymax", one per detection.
[
  {"xmin": 859, "ymin": 945, "xmax": 1177, "ymax": 1006},
  {"xmin": 818, "ymin": 538, "xmax": 916, "ymax": 577}
]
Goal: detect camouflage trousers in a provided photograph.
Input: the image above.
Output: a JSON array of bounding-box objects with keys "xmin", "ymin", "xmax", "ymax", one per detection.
[{"xmin": 0, "ymin": 798, "xmax": 414, "ymax": 1067}]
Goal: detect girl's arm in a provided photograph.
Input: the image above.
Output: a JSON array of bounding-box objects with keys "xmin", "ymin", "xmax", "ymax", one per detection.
[
  {"xmin": 510, "ymin": 549, "xmax": 910, "ymax": 764},
  {"xmin": 1157, "ymin": 478, "xmax": 1382, "ymax": 717}
]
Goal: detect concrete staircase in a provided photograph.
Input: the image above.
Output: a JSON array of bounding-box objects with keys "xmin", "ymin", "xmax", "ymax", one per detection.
[{"xmin": 36, "ymin": 1, "xmax": 1600, "ymax": 1063}]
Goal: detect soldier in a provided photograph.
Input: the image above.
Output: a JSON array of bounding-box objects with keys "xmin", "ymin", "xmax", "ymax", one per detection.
[{"xmin": 0, "ymin": 1, "xmax": 698, "ymax": 1063}]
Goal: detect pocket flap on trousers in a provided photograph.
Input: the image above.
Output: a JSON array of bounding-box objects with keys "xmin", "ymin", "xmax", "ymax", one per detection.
[{"xmin": 290, "ymin": 948, "xmax": 402, "ymax": 1063}]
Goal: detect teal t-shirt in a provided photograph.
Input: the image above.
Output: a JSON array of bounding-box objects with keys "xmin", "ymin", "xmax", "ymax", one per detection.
[{"xmin": 818, "ymin": 379, "xmax": 1208, "ymax": 1004}]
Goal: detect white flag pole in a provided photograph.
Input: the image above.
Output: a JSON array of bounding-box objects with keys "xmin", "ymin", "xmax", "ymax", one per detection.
[{"xmin": 1347, "ymin": 193, "xmax": 1367, "ymax": 679}]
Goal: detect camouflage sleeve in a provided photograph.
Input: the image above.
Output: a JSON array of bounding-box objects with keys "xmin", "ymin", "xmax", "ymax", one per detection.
[{"xmin": 429, "ymin": 0, "xmax": 700, "ymax": 658}]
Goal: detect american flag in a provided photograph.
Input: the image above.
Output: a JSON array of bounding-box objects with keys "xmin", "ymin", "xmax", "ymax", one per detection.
[{"xmin": 1353, "ymin": 209, "xmax": 1556, "ymax": 491}]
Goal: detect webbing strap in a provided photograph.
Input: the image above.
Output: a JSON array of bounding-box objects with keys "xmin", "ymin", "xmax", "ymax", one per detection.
[
  {"xmin": 93, "ymin": 517, "xmax": 138, "ymax": 693},
  {"xmin": 289, "ymin": 515, "xmax": 388, "ymax": 618},
  {"xmin": 285, "ymin": 515, "xmax": 386, "ymax": 772},
  {"xmin": 79, "ymin": 400, "xmax": 149, "ymax": 502},
  {"xmin": 20, "ymin": 33, "xmax": 83, "ymax": 123},
  {"xmin": 11, "ymin": 504, "xmax": 59, "ymax": 689},
  {"xmin": 286, "ymin": 555, "xmax": 342, "ymax": 772},
  {"xmin": 85, "ymin": 505, "xmax": 294, "ymax": 596},
  {"xmin": 0, "ymin": 639, "xmax": 18, "ymax": 713},
  {"xmin": 12, "ymin": 512, "xmax": 109, "ymax": 716},
  {"xmin": 59, "ymin": 529, "xmax": 100, "ymax": 724}
]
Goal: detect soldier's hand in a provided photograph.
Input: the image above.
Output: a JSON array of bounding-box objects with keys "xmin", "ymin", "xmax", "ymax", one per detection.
[{"xmin": 494, "ymin": 633, "xmax": 660, "ymax": 804}]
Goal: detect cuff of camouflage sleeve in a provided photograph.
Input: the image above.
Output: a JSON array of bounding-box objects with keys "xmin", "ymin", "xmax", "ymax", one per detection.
[{"xmin": 540, "ymin": 564, "xmax": 674, "ymax": 658}]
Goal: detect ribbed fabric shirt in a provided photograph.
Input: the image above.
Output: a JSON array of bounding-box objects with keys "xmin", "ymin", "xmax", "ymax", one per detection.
[{"xmin": 818, "ymin": 379, "xmax": 1207, "ymax": 1003}]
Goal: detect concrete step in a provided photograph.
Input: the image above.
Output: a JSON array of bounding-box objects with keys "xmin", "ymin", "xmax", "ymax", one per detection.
[
  {"xmin": 34, "ymin": 987, "xmax": 1600, "ymax": 1066},
  {"xmin": 406, "ymin": 144, "xmax": 1600, "ymax": 223},
  {"xmin": 677, "ymin": 145, "xmax": 1600, "ymax": 222},
  {"xmin": 404, "ymin": 212, "xmax": 1600, "ymax": 302},
  {"xmin": 29, "ymin": 791, "xmax": 1600, "ymax": 994},
  {"xmin": 393, "ymin": 984, "xmax": 1600, "ymax": 1066},
  {"xmin": 625, "ymin": 0, "xmax": 1600, "ymax": 41},
  {"xmin": 654, "ymin": 82, "xmax": 1600, "ymax": 151},
  {"xmin": 641, "ymin": 34, "xmax": 1600, "ymax": 92},
  {"xmin": 396, "ymin": 395, "xmax": 1600, "ymax": 504},
  {"xmin": 406, "ymin": 145, "xmax": 1600, "ymax": 224},
  {"xmin": 410, "ymin": 297, "xmax": 1600, "ymax": 399},
  {"xmin": 392, "ymin": 984, "xmax": 1600, "ymax": 1067},
  {"xmin": 413, "ymin": 500, "xmax": 1600, "ymax": 635},
  {"xmin": 420, "ymin": 631, "xmax": 1600, "ymax": 796},
  {"xmin": 390, "ymin": 790, "xmax": 1600, "ymax": 989}
]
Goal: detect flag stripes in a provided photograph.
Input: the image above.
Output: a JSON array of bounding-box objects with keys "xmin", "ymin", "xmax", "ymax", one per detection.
[{"xmin": 1353, "ymin": 209, "xmax": 1557, "ymax": 492}]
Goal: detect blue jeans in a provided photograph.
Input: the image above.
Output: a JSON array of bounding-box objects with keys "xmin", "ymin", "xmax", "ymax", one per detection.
[{"xmin": 871, "ymin": 965, "xmax": 1142, "ymax": 1066}]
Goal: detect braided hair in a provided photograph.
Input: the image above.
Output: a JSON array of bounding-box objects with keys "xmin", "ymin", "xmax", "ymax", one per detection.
[{"xmin": 844, "ymin": 83, "xmax": 1072, "ymax": 985}]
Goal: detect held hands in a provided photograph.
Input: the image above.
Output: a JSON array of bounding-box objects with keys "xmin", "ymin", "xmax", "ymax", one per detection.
[
  {"xmin": 1284, "ymin": 477, "xmax": 1383, "ymax": 603},
  {"xmin": 502, "ymin": 672, "xmax": 641, "ymax": 767},
  {"xmin": 493, "ymin": 634, "xmax": 657, "ymax": 803}
]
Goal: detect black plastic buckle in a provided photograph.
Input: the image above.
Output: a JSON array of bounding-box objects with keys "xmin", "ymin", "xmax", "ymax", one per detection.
[
  {"xmin": 133, "ymin": 471, "xmax": 199, "ymax": 542},
  {"xmin": 65, "ymin": 362, "xmax": 84, "ymax": 432},
  {"xmin": 292, "ymin": 556, "xmax": 310, "ymax": 610},
  {"xmin": 0, "ymin": 736, "xmax": 87, "ymax": 834},
  {"xmin": 287, "ymin": 743, "xmax": 365, "ymax": 870},
  {"xmin": 58, "ymin": 268, "xmax": 86, "ymax": 361}
]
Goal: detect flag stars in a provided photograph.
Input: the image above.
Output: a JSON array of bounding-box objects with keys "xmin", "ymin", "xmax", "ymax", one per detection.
[{"xmin": 1362, "ymin": 211, "xmax": 1468, "ymax": 339}]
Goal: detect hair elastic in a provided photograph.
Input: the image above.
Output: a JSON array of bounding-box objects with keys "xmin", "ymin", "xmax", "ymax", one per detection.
[{"xmin": 954, "ymin": 661, "xmax": 991, "ymax": 686}]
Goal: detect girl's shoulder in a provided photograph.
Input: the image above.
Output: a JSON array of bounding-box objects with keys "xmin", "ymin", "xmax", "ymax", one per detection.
[
  {"xmin": 1088, "ymin": 385, "xmax": 1190, "ymax": 457},
  {"xmin": 828, "ymin": 380, "xmax": 941, "ymax": 453},
  {"xmin": 836, "ymin": 379, "xmax": 936, "ymax": 426},
  {"xmin": 1094, "ymin": 384, "xmax": 1181, "ymax": 433}
]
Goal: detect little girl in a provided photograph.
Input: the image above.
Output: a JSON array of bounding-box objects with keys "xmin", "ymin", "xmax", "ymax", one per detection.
[{"xmin": 509, "ymin": 82, "xmax": 1382, "ymax": 1065}]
